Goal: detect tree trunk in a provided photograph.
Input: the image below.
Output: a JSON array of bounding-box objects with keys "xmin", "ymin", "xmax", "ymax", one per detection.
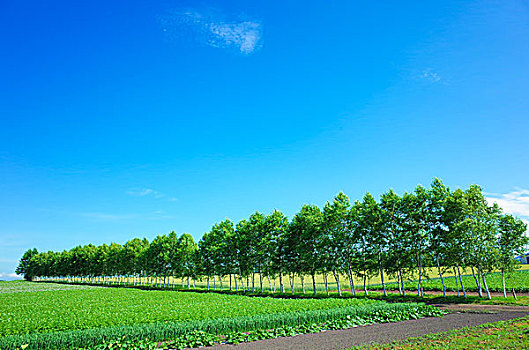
[
  {"xmin": 347, "ymin": 265, "xmax": 356, "ymax": 296},
  {"xmin": 363, "ymin": 268, "xmax": 368, "ymax": 296},
  {"xmin": 436, "ymin": 257, "xmax": 446, "ymax": 298},
  {"xmin": 417, "ymin": 254, "xmax": 423, "ymax": 297},
  {"xmin": 207, "ymin": 276, "xmax": 210, "ymax": 290},
  {"xmin": 379, "ymin": 265, "xmax": 387, "ymax": 297},
  {"xmin": 301, "ymin": 275, "xmax": 305, "ymax": 294},
  {"xmin": 252, "ymin": 272, "xmax": 255, "ymax": 292},
  {"xmin": 501, "ymin": 269, "xmax": 507, "ymax": 298},
  {"xmin": 481, "ymin": 272, "xmax": 491, "ymax": 300},
  {"xmin": 453, "ymin": 267, "xmax": 460, "ymax": 297},
  {"xmin": 290, "ymin": 273, "xmax": 295, "ymax": 294},
  {"xmin": 397, "ymin": 269, "xmax": 403, "ymax": 296},
  {"xmin": 279, "ymin": 270, "xmax": 284, "ymax": 293},
  {"xmin": 323, "ymin": 273, "xmax": 329, "ymax": 296},
  {"xmin": 219, "ymin": 276, "xmax": 223, "ymax": 290},
  {"xmin": 213, "ymin": 276, "xmax": 216, "ymax": 290},
  {"xmin": 234, "ymin": 274, "xmax": 238, "ymax": 291},
  {"xmin": 229, "ymin": 274, "xmax": 232, "ymax": 290},
  {"xmin": 259, "ymin": 269, "xmax": 263, "ymax": 293},
  {"xmin": 333, "ymin": 270, "xmax": 342, "ymax": 296},
  {"xmin": 512, "ymin": 288, "xmax": 517, "ymax": 300},
  {"xmin": 312, "ymin": 274, "xmax": 317, "ymax": 295},
  {"xmin": 267, "ymin": 276, "xmax": 272, "ymax": 292},
  {"xmin": 457, "ymin": 266, "xmax": 466, "ymax": 298},
  {"xmin": 470, "ymin": 266, "xmax": 483, "ymax": 298},
  {"xmin": 187, "ymin": 276, "xmax": 190, "ymax": 289},
  {"xmin": 471, "ymin": 266, "xmax": 483, "ymax": 297}
]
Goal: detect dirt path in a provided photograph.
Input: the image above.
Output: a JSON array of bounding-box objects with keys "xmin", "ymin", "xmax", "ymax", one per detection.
[{"xmin": 204, "ymin": 305, "xmax": 529, "ymax": 350}]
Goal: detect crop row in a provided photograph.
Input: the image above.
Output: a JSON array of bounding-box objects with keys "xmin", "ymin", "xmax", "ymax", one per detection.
[
  {"xmin": 0, "ymin": 284, "xmax": 377, "ymax": 336},
  {"xmin": 0, "ymin": 302, "xmax": 442, "ymax": 350}
]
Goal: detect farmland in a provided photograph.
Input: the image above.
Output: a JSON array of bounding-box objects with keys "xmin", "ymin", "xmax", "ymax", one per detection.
[
  {"xmin": 376, "ymin": 268, "xmax": 529, "ymax": 294},
  {"xmin": 0, "ymin": 281, "xmax": 379, "ymax": 336},
  {"xmin": 0, "ymin": 281, "xmax": 444, "ymax": 350}
]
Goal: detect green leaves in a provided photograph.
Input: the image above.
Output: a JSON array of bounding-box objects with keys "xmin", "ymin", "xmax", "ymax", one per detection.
[
  {"xmin": 0, "ymin": 283, "xmax": 379, "ymax": 338},
  {"xmin": 0, "ymin": 285, "xmax": 443, "ymax": 350}
]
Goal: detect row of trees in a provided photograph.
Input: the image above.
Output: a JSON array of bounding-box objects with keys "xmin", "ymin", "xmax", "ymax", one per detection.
[{"xmin": 17, "ymin": 179, "xmax": 528, "ymax": 299}]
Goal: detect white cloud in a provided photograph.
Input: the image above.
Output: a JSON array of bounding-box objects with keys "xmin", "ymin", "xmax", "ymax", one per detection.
[
  {"xmin": 126, "ymin": 188, "xmax": 178, "ymax": 202},
  {"xmin": 126, "ymin": 188, "xmax": 155, "ymax": 197},
  {"xmin": 161, "ymin": 8, "xmax": 263, "ymax": 55},
  {"xmin": 207, "ymin": 21, "xmax": 262, "ymax": 54},
  {"xmin": 0, "ymin": 272, "xmax": 22, "ymax": 280},
  {"xmin": 486, "ymin": 189, "xmax": 529, "ymax": 218},
  {"xmin": 419, "ymin": 69, "xmax": 441, "ymax": 83}
]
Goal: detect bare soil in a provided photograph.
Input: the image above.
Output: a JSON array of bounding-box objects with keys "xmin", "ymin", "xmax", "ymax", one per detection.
[{"xmin": 203, "ymin": 304, "xmax": 529, "ymax": 350}]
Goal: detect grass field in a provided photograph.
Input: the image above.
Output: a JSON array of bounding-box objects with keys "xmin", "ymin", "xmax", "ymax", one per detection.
[{"xmin": 356, "ymin": 316, "xmax": 529, "ymax": 349}]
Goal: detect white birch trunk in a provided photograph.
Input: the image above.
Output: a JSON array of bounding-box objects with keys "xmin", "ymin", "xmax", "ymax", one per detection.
[
  {"xmin": 436, "ymin": 257, "xmax": 446, "ymax": 298},
  {"xmin": 347, "ymin": 266, "xmax": 356, "ymax": 296},
  {"xmin": 501, "ymin": 269, "xmax": 507, "ymax": 298},
  {"xmin": 481, "ymin": 272, "xmax": 491, "ymax": 300},
  {"xmin": 457, "ymin": 266, "xmax": 466, "ymax": 298},
  {"xmin": 333, "ymin": 270, "xmax": 342, "ymax": 296},
  {"xmin": 379, "ymin": 265, "xmax": 387, "ymax": 297}
]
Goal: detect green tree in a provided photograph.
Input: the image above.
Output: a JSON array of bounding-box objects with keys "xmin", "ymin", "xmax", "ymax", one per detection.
[
  {"xmin": 267, "ymin": 210, "xmax": 290, "ymax": 293},
  {"xmin": 290, "ymin": 204, "xmax": 324, "ymax": 295},
  {"xmin": 497, "ymin": 214, "xmax": 528, "ymax": 297},
  {"xmin": 322, "ymin": 192, "xmax": 351, "ymax": 296},
  {"xmin": 16, "ymin": 248, "xmax": 39, "ymax": 281}
]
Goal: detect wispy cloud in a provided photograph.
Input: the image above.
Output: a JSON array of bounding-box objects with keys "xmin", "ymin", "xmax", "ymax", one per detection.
[
  {"xmin": 0, "ymin": 272, "xmax": 22, "ymax": 280},
  {"xmin": 126, "ymin": 188, "xmax": 176, "ymax": 202},
  {"xmin": 419, "ymin": 69, "xmax": 441, "ymax": 83},
  {"xmin": 486, "ymin": 189, "xmax": 529, "ymax": 221},
  {"xmin": 126, "ymin": 188, "xmax": 155, "ymax": 197},
  {"xmin": 160, "ymin": 8, "xmax": 263, "ymax": 55}
]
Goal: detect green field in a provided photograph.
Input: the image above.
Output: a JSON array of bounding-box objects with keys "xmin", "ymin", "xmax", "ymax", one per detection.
[
  {"xmin": 0, "ymin": 281, "xmax": 378, "ymax": 336},
  {"xmin": 0, "ymin": 281, "xmax": 444, "ymax": 350},
  {"xmin": 376, "ymin": 269, "xmax": 529, "ymax": 293}
]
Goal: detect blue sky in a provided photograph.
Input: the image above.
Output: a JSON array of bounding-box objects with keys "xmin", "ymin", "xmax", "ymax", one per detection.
[{"xmin": 1, "ymin": 0, "xmax": 529, "ymax": 279}]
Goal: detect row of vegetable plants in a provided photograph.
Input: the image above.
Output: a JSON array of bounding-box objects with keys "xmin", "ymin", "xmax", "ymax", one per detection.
[
  {"xmin": 1, "ymin": 301, "xmax": 444, "ymax": 350},
  {"xmin": 1, "ymin": 285, "xmax": 377, "ymax": 336},
  {"xmin": 17, "ymin": 178, "xmax": 528, "ymax": 299}
]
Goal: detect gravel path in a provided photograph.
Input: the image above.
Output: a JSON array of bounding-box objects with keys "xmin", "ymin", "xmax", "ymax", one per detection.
[{"xmin": 205, "ymin": 305, "xmax": 529, "ymax": 350}]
